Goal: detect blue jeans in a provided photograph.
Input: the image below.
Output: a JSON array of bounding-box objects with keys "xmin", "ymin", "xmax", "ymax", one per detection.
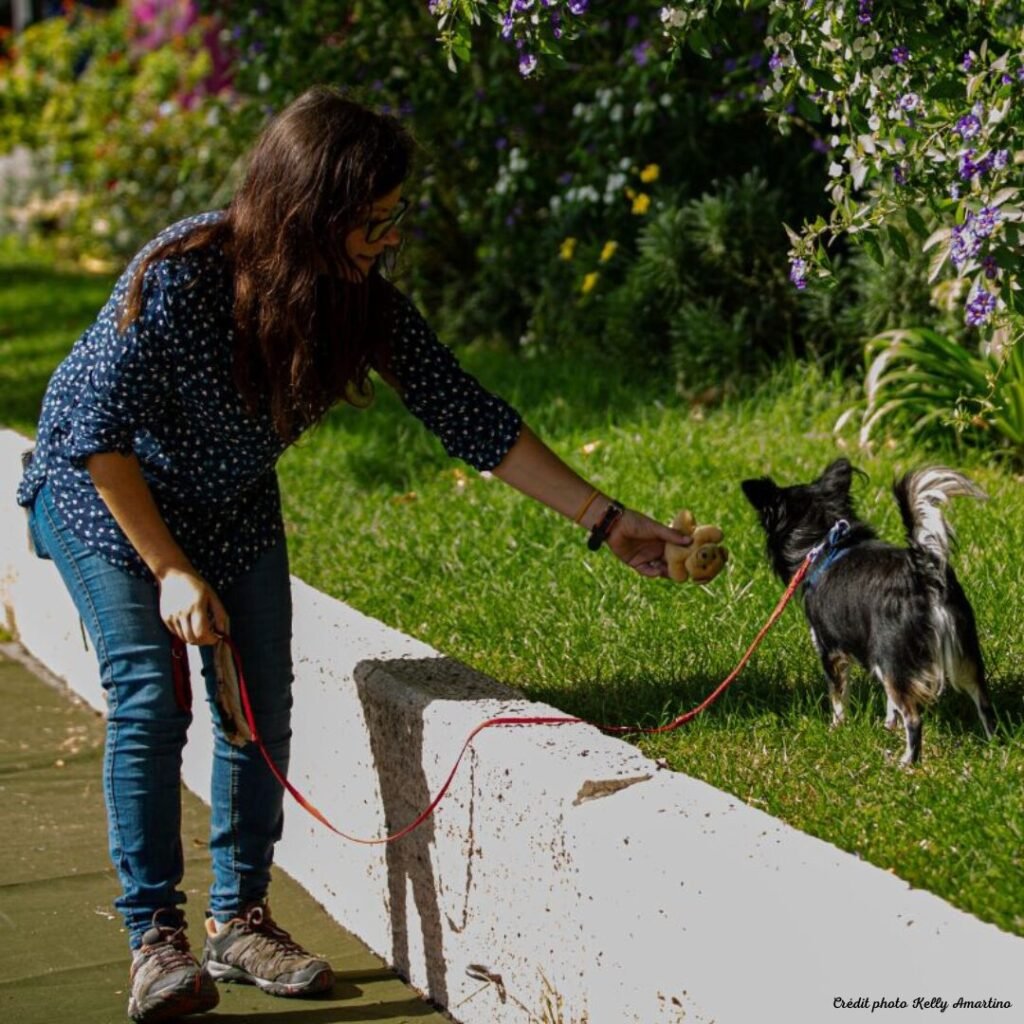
[{"xmin": 28, "ymin": 484, "xmax": 293, "ymax": 949}]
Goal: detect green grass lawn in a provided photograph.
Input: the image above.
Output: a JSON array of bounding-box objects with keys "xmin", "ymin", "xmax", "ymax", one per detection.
[
  {"xmin": 0, "ymin": 241, "xmax": 115, "ymax": 434},
  {"xmin": 3, "ymin": 247, "xmax": 1022, "ymax": 938}
]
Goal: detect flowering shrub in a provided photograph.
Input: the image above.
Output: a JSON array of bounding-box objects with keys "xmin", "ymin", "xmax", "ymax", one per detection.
[
  {"xmin": 199, "ymin": 0, "xmax": 829, "ymax": 367},
  {"xmin": 434, "ymin": 0, "xmax": 1024, "ymax": 448},
  {"xmin": 0, "ymin": 2, "xmax": 237, "ymax": 266},
  {"xmin": 437, "ymin": 1, "xmax": 1023, "ymax": 334}
]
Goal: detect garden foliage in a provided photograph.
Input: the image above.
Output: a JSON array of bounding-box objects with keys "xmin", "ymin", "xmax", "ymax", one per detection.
[
  {"xmin": 0, "ymin": 1, "xmax": 237, "ymax": 269},
  {"xmin": 435, "ymin": 0, "xmax": 1024, "ymax": 457},
  {"xmin": 1, "ymin": 0, "xmax": 1022, "ymax": 457}
]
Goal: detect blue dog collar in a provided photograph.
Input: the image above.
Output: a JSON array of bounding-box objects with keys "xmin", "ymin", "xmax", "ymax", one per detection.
[{"xmin": 803, "ymin": 545, "xmax": 852, "ymax": 591}]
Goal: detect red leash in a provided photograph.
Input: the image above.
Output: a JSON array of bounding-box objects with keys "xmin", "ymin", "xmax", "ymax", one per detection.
[{"xmin": 175, "ymin": 527, "xmax": 844, "ymax": 846}]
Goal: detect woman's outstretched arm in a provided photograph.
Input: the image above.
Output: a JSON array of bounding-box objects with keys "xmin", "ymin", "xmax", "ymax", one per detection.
[{"xmin": 490, "ymin": 423, "xmax": 691, "ymax": 578}]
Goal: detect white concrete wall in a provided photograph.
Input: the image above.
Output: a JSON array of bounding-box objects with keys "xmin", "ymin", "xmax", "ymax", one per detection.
[{"xmin": 3, "ymin": 427, "xmax": 1022, "ymax": 1024}]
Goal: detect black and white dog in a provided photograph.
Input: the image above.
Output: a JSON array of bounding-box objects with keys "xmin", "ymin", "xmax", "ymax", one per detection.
[{"xmin": 741, "ymin": 458, "xmax": 997, "ymax": 765}]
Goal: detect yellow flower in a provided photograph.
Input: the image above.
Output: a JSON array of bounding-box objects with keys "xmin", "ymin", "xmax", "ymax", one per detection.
[
  {"xmin": 580, "ymin": 271, "xmax": 599, "ymax": 295},
  {"xmin": 640, "ymin": 163, "xmax": 660, "ymax": 183},
  {"xmin": 631, "ymin": 192, "xmax": 651, "ymax": 215},
  {"xmin": 599, "ymin": 240, "xmax": 618, "ymax": 263},
  {"xmin": 559, "ymin": 236, "xmax": 577, "ymax": 260}
]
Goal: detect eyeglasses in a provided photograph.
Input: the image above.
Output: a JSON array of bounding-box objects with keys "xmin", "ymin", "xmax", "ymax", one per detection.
[{"xmin": 365, "ymin": 199, "xmax": 409, "ymax": 243}]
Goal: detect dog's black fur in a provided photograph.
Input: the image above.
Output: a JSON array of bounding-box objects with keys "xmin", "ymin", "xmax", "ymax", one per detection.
[{"xmin": 741, "ymin": 458, "xmax": 997, "ymax": 764}]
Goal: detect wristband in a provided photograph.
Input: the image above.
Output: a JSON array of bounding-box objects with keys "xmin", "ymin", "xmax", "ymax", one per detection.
[{"xmin": 587, "ymin": 500, "xmax": 625, "ymax": 551}]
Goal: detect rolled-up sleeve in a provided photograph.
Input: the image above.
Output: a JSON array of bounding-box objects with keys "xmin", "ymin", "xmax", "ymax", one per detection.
[
  {"xmin": 60, "ymin": 263, "xmax": 176, "ymax": 467},
  {"xmin": 385, "ymin": 291, "xmax": 522, "ymax": 471}
]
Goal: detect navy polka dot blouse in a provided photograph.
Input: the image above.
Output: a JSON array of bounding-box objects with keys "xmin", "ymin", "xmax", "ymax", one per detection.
[{"xmin": 17, "ymin": 213, "xmax": 522, "ymax": 592}]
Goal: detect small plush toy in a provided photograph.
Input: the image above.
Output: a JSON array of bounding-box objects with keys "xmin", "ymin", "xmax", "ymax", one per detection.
[{"xmin": 665, "ymin": 509, "xmax": 728, "ymax": 584}]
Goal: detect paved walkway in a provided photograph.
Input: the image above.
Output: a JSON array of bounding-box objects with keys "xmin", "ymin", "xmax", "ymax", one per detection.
[{"xmin": 0, "ymin": 648, "xmax": 451, "ymax": 1024}]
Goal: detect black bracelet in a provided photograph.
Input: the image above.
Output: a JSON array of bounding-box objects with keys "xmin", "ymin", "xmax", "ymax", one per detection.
[{"xmin": 587, "ymin": 500, "xmax": 625, "ymax": 551}]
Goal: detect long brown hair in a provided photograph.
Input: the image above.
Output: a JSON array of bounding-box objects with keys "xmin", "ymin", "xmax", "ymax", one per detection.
[{"xmin": 119, "ymin": 86, "xmax": 414, "ymax": 440}]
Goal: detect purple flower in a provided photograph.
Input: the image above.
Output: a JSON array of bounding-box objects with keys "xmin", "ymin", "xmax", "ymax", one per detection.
[
  {"xmin": 427, "ymin": 0, "xmax": 442, "ymax": 12},
  {"xmin": 973, "ymin": 206, "xmax": 1001, "ymax": 237},
  {"xmin": 857, "ymin": 0, "xmax": 873, "ymax": 25},
  {"xmin": 512, "ymin": 0, "xmax": 533, "ymax": 12},
  {"xmin": 975, "ymin": 151, "xmax": 995, "ymax": 177},
  {"xmin": 551, "ymin": 12, "xmax": 563, "ymax": 38},
  {"xmin": 519, "ymin": 52, "xmax": 538, "ymax": 77},
  {"xmin": 982, "ymin": 256, "xmax": 999, "ymax": 279},
  {"xmin": 893, "ymin": 163, "xmax": 908, "ymax": 185},
  {"xmin": 769, "ymin": 50, "xmax": 785, "ymax": 72},
  {"xmin": 789, "ymin": 258, "xmax": 808, "ymax": 290},
  {"xmin": 891, "ymin": 46, "xmax": 910, "ymax": 65},
  {"xmin": 501, "ymin": 14, "xmax": 514, "ymax": 39},
  {"xmin": 955, "ymin": 113, "xmax": 982, "ymax": 140},
  {"xmin": 993, "ymin": 149, "xmax": 1010, "ymax": 170},
  {"xmin": 958, "ymin": 149, "xmax": 978, "ymax": 180},
  {"xmin": 962, "ymin": 50, "xmax": 975, "ymax": 71},
  {"xmin": 626, "ymin": 14, "xmax": 640, "ymax": 30},
  {"xmin": 964, "ymin": 290, "xmax": 996, "ymax": 327},
  {"xmin": 567, "ymin": 0, "xmax": 589, "ymax": 15},
  {"xmin": 950, "ymin": 219, "xmax": 982, "ymax": 269},
  {"xmin": 632, "ymin": 41, "xmax": 652, "ymax": 66},
  {"xmin": 899, "ymin": 93, "xmax": 921, "ymax": 112}
]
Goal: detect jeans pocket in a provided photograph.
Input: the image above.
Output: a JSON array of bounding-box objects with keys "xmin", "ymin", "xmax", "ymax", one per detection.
[{"xmin": 26, "ymin": 494, "xmax": 53, "ymax": 561}]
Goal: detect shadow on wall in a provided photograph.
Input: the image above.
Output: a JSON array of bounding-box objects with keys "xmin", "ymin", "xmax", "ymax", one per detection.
[{"xmin": 353, "ymin": 655, "xmax": 520, "ymax": 1008}]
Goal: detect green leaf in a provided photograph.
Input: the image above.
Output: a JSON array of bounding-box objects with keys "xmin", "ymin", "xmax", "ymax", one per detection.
[
  {"xmin": 805, "ymin": 66, "xmax": 843, "ymax": 93},
  {"xmin": 925, "ymin": 78, "xmax": 964, "ymax": 101},
  {"xmin": 927, "ymin": 243, "xmax": 949, "ymax": 284},
  {"xmin": 860, "ymin": 231, "xmax": 885, "ymax": 267},
  {"xmin": 905, "ymin": 207, "xmax": 929, "ymax": 239},
  {"xmin": 688, "ymin": 28, "xmax": 712, "ymax": 60},
  {"xmin": 796, "ymin": 93, "xmax": 821, "ymax": 123},
  {"xmin": 887, "ymin": 225, "xmax": 912, "ymax": 261}
]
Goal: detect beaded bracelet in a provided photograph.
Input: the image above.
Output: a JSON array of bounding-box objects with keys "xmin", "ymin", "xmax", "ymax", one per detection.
[{"xmin": 587, "ymin": 500, "xmax": 625, "ymax": 551}]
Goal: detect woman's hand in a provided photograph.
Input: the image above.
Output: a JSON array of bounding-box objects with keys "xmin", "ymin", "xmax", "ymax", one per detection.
[
  {"xmin": 605, "ymin": 508, "xmax": 691, "ymax": 578},
  {"xmin": 158, "ymin": 568, "xmax": 229, "ymax": 645}
]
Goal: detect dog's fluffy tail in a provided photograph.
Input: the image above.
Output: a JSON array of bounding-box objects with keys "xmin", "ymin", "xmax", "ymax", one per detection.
[{"xmin": 894, "ymin": 467, "xmax": 986, "ymax": 582}]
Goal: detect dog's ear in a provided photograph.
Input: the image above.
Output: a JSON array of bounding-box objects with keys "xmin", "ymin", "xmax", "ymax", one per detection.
[
  {"xmin": 741, "ymin": 477, "xmax": 778, "ymax": 511},
  {"xmin": 819, "ymin": 458, "xmax": 854, "ymax": 496}
]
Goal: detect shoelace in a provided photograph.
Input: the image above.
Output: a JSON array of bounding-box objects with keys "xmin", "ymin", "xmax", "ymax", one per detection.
[
  {"xmin": 138, "ymin": 925, "xmax": 195, "ymax": 972},
  {"xmin": 236, "ymin": 906, "xmax": 309, "ymax": 968}
]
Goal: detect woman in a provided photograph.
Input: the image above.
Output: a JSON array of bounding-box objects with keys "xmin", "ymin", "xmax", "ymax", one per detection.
[{"xmin": 18, "ymin": 85, "xmax": 689, "ymax": 1023}]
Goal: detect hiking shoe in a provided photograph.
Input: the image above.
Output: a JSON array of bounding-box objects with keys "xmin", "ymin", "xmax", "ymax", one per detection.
[
  {"xmin": 202, "ymin": 902, "xmax": 335, "ymax": 996},
  {"xmin": 127, "ymin": 910, "xmax": 219, "ymax": 1023}
]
